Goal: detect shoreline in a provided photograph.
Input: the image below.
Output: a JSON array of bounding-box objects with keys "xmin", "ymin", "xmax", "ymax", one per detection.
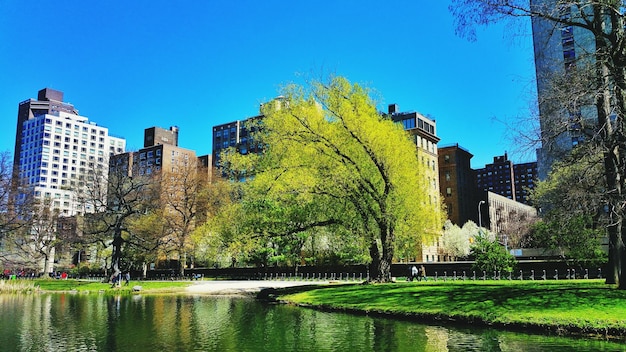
[
  {"xmin": 276, "ymin": 300, "xmax": 626, "ymax": 341},
  {"xmin": 264, "ymin": 282, "xmax": 626, "ymax": 342},
  {"xmin": 10, "ymin": 278, "xmax": 626, "ymax": 341}
]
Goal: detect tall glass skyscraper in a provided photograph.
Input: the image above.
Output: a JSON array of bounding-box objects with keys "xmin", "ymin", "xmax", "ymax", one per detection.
[{"xmin": 531, "ymin": 0, "xmax": 597, "ymax": 179}]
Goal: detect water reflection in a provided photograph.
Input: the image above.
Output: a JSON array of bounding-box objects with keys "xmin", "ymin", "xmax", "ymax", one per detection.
[{"xmin": 0, "ymin": 294, "xmax": 623, "ymax": 351}]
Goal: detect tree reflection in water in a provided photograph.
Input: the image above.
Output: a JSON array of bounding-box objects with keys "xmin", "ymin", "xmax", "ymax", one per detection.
[{"xmin": 0, "ymin": 294, "xmax": 622, "ymax": 351}]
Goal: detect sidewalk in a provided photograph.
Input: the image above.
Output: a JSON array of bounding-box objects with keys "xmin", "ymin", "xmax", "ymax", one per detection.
[{"xmin": 185, "ymin": 280, "xmax": 330, "ymax": 295}]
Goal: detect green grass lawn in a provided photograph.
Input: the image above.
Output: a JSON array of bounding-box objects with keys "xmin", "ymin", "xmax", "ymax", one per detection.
[
  {"xmin": 278, "ymin": 279, "xmax": 626, "ymax": 338},
  {"xmin": 30, "ymin": 278, "xmax": 191, "ymax": 294}
]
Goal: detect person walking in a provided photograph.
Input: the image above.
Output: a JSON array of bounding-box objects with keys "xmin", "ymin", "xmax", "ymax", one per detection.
[
  {"xmin": 420, "ymin": 265, "xmax": 427, "ymax": 281},
  {"xmin": 410, "ymin": 265, "xmax": 418, "ymax": 281}
]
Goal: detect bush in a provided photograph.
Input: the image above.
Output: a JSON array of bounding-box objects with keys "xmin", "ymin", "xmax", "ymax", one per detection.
[{"xmin": 471, "ymin": 234, "xmax": 516, "ymax": 276}]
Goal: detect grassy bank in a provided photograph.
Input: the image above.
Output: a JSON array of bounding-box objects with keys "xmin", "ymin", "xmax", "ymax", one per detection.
[
  {"xmin": 276, "ymin": 279, "xmax": 626, "ymax": 340},
  {"xmin": 0, "ymin": 279, "xmax": 39, "ymax": 293},
  {"xmin": 5, "ymin": 279, "xmax": 191, "ymax": 294}
]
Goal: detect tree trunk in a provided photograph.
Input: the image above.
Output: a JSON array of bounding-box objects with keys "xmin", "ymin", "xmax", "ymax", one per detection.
[
  {"xmin": 368, "ymin": 240, "xmax": 382, "ymax": 281},
  {"xmin": 42, "ymin": 253, "xmax": 51, "ymax": 276},
  {"xmin": 179, "ymin": 250, "xmax": 186, "ymax": 277},
  {"xmin": 607, "ymin": 7, "xmax": 626, "ymax": 290},
  {"xmin": 369, "ymin": 221, "xmax": 394, "ymax": 283},
  {"xmin": 110, "ymin": 229, "xmax": 123, "ymax": 283},
  {"xmin": 380, "ymin": 226, "xmax": 395, "ymax": 283},
  {"xmin": 593, "ymin": 11, "xmax": 623, "ymax": 286}
]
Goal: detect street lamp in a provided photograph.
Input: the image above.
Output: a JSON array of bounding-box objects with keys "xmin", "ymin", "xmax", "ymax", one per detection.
[{"xmin": 478, "ymin": 200, "xmax": 486, "ymax": 230}]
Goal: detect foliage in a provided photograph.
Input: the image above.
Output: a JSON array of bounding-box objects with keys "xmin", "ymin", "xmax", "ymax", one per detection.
[
  {"xmin": 3, "ymin": 199, "xmax": 61, "ymax": 274},
  {"xmin": 0, "ymin": 280, "xmax": 39, "ymax": 293},
  {"xmin": 530, "ymin": 147, "xmax": 605, "ymax": 222},
  {"xmin": 301, "ymin": 227, "xmax": 370, "ymax": 266},
  {"xmin": 191, "ymin": 181, "xmax": 251, "ymax": 268},
  {"xmin": 527, "ymin": 138, "xmax": 608, "ymax": 265},
  {"xmin": 0, "ymin": 151, "xmax": 39, "ymax": 270},
  {"xmin": 221, "ymin": 76, "xmax": 444, "ymax": 281},
  {"xmin": 528, "ymin": 215, "xmax": 607, "ymax": 267},
  {"xmin": 470, "ymin": 233, "xmax": 516, "ymax": 275}
]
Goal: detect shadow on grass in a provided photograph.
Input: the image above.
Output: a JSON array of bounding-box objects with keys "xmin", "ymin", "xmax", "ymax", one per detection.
[{"xmin": 264, "ymin": 280, "xmax": 626, "ymax": 339}]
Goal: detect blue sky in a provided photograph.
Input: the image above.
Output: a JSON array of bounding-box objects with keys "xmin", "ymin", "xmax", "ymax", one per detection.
[{"xmin": 0, "ymin": 1, "xmax": 537, "ymax": 168}]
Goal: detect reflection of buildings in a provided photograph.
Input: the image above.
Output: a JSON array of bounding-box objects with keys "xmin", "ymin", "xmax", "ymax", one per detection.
[
  {"xmin": 11, "ymin": 88, "xmax": 126, "ymax": 272},
  {"xmin": 387, "ymin": 104, "xmax": 441, "ymax": 262}
]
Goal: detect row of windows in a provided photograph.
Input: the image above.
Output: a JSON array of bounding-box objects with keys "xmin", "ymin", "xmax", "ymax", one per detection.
[
  {"xmin": 44, "ymin": 118, "xmax": 106, "ymax": 135},
  {"xmin": 214, "ymin": 127, "xmax": 238, "ymax": 139},
  {"xmin": 139, "ymin": 150, "xmax": 162, "ymax": 159}
]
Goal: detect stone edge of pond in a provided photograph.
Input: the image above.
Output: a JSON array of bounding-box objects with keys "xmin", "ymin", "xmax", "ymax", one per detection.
[{"xmin": 256, "ymin": 286, "xmax": 626, "ymax": 342}]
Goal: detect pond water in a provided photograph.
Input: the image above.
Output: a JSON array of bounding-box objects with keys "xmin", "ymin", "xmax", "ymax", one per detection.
[{"xmin": 0, "ymin": 293, "xmax": 623, "ymax": 351}]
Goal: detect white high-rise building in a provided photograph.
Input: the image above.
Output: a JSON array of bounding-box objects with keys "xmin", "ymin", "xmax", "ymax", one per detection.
[
  {"xmin": 17, "ymin": 110, "xmax": 125, "ymax": 215},
  {"xmin": 11, "ymin": 88, "xmax": 126, "ymax": 272}
]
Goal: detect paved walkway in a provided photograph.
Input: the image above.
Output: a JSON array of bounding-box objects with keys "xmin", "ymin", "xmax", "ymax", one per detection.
[{"xmin": 185, "ymin": 280, "xmax": 330, "ymax": 295}]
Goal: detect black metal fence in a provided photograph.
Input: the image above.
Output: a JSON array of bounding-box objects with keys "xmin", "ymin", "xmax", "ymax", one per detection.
[{"xmin": 142, "ymin": 260, "xmax": 605, "ymax": 281}]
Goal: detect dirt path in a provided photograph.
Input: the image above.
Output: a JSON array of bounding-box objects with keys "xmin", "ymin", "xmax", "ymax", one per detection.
[{"xmin": 185, "ymin": 280, "xmax": 330, "ymax": 295}]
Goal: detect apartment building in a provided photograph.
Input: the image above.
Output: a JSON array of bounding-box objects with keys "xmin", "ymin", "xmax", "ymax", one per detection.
[
  {"xmin": 14, "ymin": 88, "xmax": 126, "ymax": 216},
  {"xmin": 438, "ymin": 144, "xmax": 478, "ymax": 226},
  {"xmin": 387, "ymin": 104, "xmax": 442, "ymax": 262},
  {"xmin": 475, "ymin": 153, "xmax": 537, "ymax": 206}
]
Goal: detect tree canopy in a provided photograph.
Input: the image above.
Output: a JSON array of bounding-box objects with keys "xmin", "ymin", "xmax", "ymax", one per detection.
[{"xmin": 221, "ymin": 76, "xmax": 444, "ymax": 281}]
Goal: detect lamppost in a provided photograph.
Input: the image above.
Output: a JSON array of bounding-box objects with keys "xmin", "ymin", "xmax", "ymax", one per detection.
[{"xmin": 478, "ymin": 200, "xmax": 486, "ymax": 232}]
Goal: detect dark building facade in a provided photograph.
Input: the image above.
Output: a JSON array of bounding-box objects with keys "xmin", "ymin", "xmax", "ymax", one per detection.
[
  {"xmin": 475, "ymin": 153, "xmax": 537, "ymax": 205},
  {"xmin": 438, "ymin": 144, "xmax": 478, "ymax": 226},
  {"xmin": 144, "ymin": 126, "xmax": 179, "ymax": 148},
  {"xmin": 212, "ymin": 115, "xmax": 263, "ymax": 171},
  {"xmin": 513, "ymin": 162, "xmax": 538, "ymax": 205}
]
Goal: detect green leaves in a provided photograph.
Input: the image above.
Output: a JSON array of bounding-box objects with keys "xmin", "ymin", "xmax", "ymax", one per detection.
[
  {"xmin": 219, "ymin": 76, "xmax": 444, "ymax": 279},
  {"xmin": 471, "ymin": 233, "xmax": 516, "ymax": 274}
]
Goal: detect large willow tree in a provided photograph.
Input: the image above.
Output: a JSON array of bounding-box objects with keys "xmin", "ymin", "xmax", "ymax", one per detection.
[{"xmin": 226, "ymin": 77, "xmax": 443, "ymax": 282}]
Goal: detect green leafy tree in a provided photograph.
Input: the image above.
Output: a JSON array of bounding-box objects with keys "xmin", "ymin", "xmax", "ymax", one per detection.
[
  {"xmin": 529, "ymin": 215, "xmax": 607, "ymax": 267},
  {"xmin": 528, "ymin": 147, "xmax": 607, "ymax": 265},
  {"xmin": 223, "ymin": 76, "xmax": 444, "ymax": 282},
  {"xmin": 471, "ymin": 233, "xmax": 516, "ymax": 276},
  {"xmin": 192, "ymin": 180, "xmax": 251, "ymax": 268},
  {"xmin": 531, "ymin": 147, "xmax": 605, "ymax": 225}
]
